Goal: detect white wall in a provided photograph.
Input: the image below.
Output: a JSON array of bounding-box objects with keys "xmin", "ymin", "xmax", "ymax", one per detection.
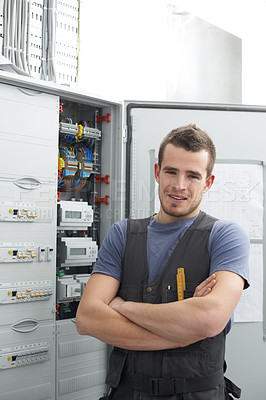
[
  {"xmin": 172, "ymin": 0, "xmax": 266, "ymax": 105},
  {"xmin": 78, "ymin": 0, "xmax": 266, "ymax": 105},
  {"xmin": 165, "ymin": 12, "xmax": 242, "ymax": 103},
  {"xmin": 78, "ymin": 0, "xmax": 168, "ymax": 102}
]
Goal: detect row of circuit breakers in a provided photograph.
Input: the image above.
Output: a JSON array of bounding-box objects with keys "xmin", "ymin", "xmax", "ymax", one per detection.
[{"xmin": 0, "ymin": 198, "xmax": 98, "ymax": 305}]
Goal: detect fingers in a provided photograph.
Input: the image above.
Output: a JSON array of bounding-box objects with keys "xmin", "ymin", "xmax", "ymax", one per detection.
[
  {"xmin": 196, "ymin": 274, "xmax": 216, "ymax": 291},
  {"xmin": 193, "ymin": 274, "xmax": 216, "ymax": 297}
]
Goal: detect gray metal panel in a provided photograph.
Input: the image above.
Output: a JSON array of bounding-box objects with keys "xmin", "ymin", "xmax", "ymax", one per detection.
[
  {"xmin": 125, "ymin": 102, "xmax": 266, "ymax": 400},
  {"xmin": 226, "ymin": 323, "xmax": 265, "ymax": 399},
  {"xmin": 99, "ymin": 104, "xmax": 124, "ymax": 243},
  {"xmin": 0, "ymin": 70, "xmax": 121, "ymax": 107},
  {"xmin": 0, "ymin": 321, "xmax": 56, "ymax": 400},
  {"xmin": 0, "ymin": 82, "xmax": 59, "ymax": 180},
  {"xmin": 56, "ymin": 320, "xmax": 107, "ymax": 400}
]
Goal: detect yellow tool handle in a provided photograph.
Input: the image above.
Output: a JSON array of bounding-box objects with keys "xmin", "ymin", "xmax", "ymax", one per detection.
[
  {"xmin": 177, "ymin": 267, "xmax": 186, "ymax": 301},
  {"xmin": 177, "ymin": 272, "xmax": 184, "ymax": 301}
]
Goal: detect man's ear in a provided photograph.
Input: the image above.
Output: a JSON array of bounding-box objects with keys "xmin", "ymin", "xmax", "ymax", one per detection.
[
  {"xmin": 154, "ymin": 163, "xmax": 160, "ymax": 184},
  {"xmin": 203, "ymin": 174, "xmax": 215, "ymax": 193}
]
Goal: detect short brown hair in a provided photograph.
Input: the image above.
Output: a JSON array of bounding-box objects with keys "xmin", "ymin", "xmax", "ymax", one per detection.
[{"xmin": 158, "ymin": 124, "xmax": 216, "ymax": 176}]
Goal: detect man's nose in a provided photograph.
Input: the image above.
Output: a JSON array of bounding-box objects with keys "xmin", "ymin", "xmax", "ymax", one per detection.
[{"xmin": 172, "ymin": 175, "xmax": 187, "ymax": 190}]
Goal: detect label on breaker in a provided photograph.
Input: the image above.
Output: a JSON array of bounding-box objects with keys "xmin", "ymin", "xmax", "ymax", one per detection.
[
  {"xmin": 0, "ymin": 201, "xmax": 37, "ymax": 222},
  {"xmin": 0, "ymin": 280, "xmax": 53, "ymax": 304},
  {"xmin": 0, "ymin": 342, "xmax": 49, "ymax": 370}
]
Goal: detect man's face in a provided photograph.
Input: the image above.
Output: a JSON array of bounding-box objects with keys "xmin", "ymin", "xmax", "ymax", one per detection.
[{"xmin": 155, "ymin": 144, "xmax": 215, "ymax": 223}]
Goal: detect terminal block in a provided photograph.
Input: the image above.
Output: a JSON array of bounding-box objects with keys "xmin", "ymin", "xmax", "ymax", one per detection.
[
  {"xmin": 0, "ymin": 281, "xmax": 53, "ymax": 304},
  {"xmin": 0, "ymin": 344, "xmax": 49, "ymax": 370},
  {"xmin": 0, "ymin": 202, "xmax": 37, "ymax": 222},
  {"xmin": 0, "ymin": 243, "xmax": 53, "ymax": 263}
]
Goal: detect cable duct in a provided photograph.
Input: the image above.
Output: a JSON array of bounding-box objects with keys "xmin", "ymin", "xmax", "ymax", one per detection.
[{"xmin": 2, "ymin": 0, "xmax": 57, "ymax": 80}]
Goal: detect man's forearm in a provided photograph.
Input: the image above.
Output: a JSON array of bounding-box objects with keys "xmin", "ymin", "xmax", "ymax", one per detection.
[
  {"xmin": 76, "ymin": 299, "xmax": 185, "ymax": 350},
  {"xmin": 76, "ymin": 274, "xmax": 182, "ymax": 350},
  {"xmin": 110, "ymin": 271, "xmax": 244, "ymax": 345},
  {"xmin": 110, "ymin": 297, "xmax": 210, "ymax": 346}
]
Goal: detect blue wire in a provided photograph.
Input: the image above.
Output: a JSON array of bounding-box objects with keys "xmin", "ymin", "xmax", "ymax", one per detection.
[
  {"xmin": 87, "ymin": 149, "xmax": 93, "ymax": 162},
  {"xmin": 59, "ymin": 148, "xmax": 70, "ymax": 160},
  {"xmin": 70, "ymin": 178, "xmax": 80, "ymax": 188},
  {"xmin": 58, "ymin": 178, "xmax": 64, "ymax": 187},
  {"xmin": 79, "ymin": 146, "xmax": 89, "ymax": 162}
]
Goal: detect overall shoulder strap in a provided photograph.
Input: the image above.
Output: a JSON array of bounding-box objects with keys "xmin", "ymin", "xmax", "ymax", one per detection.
[
  {"xmin": 188, "ymin": 210, "xmax": 218, "ymax": 231},
  {"xmin": 126, "ymin": 216, "xmax": 151, "ymax": 234}
]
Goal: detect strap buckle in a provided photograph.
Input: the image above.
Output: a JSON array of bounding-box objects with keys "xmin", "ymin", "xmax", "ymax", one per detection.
[{"xmin": 150, "ymin": 378, "xmax": 179, "ymax": 396}]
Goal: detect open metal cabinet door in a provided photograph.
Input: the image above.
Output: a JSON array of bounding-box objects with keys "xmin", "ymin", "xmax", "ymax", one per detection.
[{"xmin": 124, "ymin": 100, "xmax": 266, "ymax": 400}]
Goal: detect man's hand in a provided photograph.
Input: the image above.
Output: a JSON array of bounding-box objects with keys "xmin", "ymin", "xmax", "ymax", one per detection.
[{"xmin": 193, "ymin": 274, "xmax": 216, "ymax": 297}]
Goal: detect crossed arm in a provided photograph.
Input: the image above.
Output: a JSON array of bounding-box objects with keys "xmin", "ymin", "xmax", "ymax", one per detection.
[{"xmin": 76, "ymin": 270, "xmax": 244, "ymax": 350}]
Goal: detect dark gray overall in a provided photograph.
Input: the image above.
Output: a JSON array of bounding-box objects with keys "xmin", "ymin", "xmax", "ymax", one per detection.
[{"xmin": 103, "ymin": 212, "xmax": 241, "ymax": 400}]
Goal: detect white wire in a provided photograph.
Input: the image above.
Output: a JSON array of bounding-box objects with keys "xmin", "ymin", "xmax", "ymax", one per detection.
[
  {"xmin": 47, "ymin": 0, "xmax": 52, "ymax": 80},
  {"xmin": 9, "ymin": 0, "xmax": 17, "ymax": 65},
  {"xmin": 26, "ymin": 0, "xmax": 31, "ymax": 74},
  {"xmin": 15, "ymin": 0, "xmax": 24, "ymax": 70},
  {"xmin": 50, "ymin": 0, "xmax": 57, "ymax": 81},
  {"xmin": 20, "ymin": 0, "xmax": 26, "ymax": 70},
  {"xmin": 5, "ymin": 0, "xmax": 12, "ymax": 60},
  {"xmin": 14, "ymin": 0, "xmax": 19, "ymax": 67},
  {"xmin": 20, "ymin": 0, "xmax": 29, "ymax": 72},
  {"xmin": 3, "ymin": 0, "xmax": 9, "ymax": 58},
  {"xmin": 41, "ymin": 0, "xmax": 48, "ymax": 80},
  {"xmin": 47, "ymin": 0, "xmax": 56, "ymax": 81}
]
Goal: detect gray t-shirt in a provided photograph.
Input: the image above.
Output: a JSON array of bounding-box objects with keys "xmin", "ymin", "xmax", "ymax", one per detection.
[
  {"xmin": 93, "ymin": 213, "xmax": 250, "ymax": 331},
  {"xmin": 93, "ymin": 214, "xmax": 249, "ymax": 285}
]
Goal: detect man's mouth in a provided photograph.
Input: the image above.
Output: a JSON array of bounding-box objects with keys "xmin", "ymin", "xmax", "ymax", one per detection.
[{"xmin": 169, "ymin": 194, "xmax": 187, "ymax": 201}]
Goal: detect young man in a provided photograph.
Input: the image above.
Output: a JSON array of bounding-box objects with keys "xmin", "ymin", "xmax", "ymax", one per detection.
[{"xmin": 76, "ymin": 124, "xmax": 250, "ymax": 400}]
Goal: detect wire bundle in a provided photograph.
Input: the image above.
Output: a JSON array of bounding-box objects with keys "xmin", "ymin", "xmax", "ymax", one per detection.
[
  {"xmin": 58, "ymin": 145, "xmax": 93, "ymax": 193},
  {"xmin": 2, "ymin": 0, "xmax": 57, "ymax": 80},
  {"xmin": 41, "ymin": 0, "xmax": 56, "ymax": 81},
  {"xmin": 3, "ymin": 0, "xmax": 30, "ymax": 73}
]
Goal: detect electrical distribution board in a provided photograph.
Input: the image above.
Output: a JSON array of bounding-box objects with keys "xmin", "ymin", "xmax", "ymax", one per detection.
[{"xmin": 0, "ymin": 74, "xmax": 122, "ymax": 400}]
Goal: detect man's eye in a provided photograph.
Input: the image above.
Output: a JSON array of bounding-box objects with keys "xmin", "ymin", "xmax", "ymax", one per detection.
[{"xmin": 189, "ymin": 175, "xmax": 199, "ymax": 179}]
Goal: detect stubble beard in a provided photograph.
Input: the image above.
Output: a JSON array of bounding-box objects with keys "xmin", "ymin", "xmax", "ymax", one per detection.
[{"xmin": 159, "ymin": 192, "xmax": 203, "ymax": 219}]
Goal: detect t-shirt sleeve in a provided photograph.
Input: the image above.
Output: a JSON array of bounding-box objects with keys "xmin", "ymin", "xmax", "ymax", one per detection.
[
  {"xmin": 208, "ymin": 220, "xmax": 250, "ymax": 289},
  {"xmin": 92, "ymin": 219, "xmax": 127, "ymax": 282}
]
